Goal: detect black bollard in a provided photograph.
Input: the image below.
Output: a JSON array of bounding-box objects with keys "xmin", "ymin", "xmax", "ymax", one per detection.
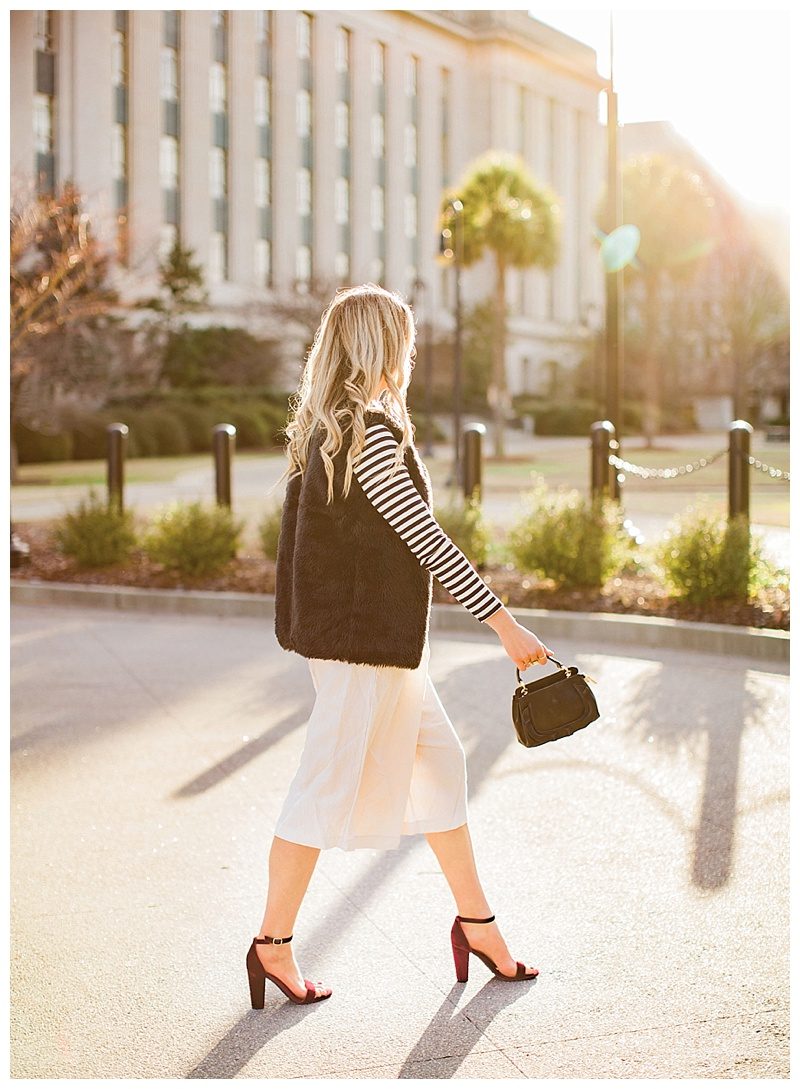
[
  {"xmin": 728, "ymin": 420, "xmax": 752, "ymax": 521},
  {"xmin": 106, "ymin": 422, "xmax": 129, "ymax": 512},
  {"xmin": 213, "ymin": 423, "xmax": 236, "ymax": 508},
  {"xmin": 463, "ymin": 423, "xmax": 486, "ymax": 502},
  {"xmin": 590, "ymin": 420, "xmax": 617, "ymax": 500}
]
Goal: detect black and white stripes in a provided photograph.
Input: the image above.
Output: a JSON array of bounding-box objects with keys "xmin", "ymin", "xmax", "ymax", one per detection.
[{"xmin": 352, "ymin": 422, "xmax": 504, "ymax": 624}]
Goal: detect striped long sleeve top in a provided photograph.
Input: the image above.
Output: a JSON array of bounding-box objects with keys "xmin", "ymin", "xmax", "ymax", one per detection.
[{"xmin": 352, "ymin": 420, "xmax": 505, "ymax": 624}]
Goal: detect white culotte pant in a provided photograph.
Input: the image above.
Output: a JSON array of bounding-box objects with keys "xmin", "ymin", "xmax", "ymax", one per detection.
[{"xmin": 273, "ymin": 638, "xmax": 468, "ymax": 851}]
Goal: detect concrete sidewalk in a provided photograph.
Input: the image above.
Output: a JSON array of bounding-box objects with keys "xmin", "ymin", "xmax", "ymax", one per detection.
[{"xmin": 10, "ymin": 602, "xmax": 789, "ymax": 1078}]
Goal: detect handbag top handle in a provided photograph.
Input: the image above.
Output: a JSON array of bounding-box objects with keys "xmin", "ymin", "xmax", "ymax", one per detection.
[{"xmin": 515, "ymin": 654, "xmax": 565, "ymax": 685}]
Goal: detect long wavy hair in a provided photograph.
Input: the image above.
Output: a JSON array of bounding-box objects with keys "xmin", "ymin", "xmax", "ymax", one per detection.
[{"xmin": 275, "ymin": 283, "xmax": 418, "ymax": 504}]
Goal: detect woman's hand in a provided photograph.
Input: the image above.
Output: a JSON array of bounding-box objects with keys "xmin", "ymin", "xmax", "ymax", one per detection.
[{"xmin": 484, "ymin": 606, "xmax": 553, "ymax": 672}]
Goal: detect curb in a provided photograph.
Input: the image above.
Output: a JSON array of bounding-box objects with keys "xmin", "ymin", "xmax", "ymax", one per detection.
[{"xmin": 10, "ymin": 578, "xmax": 789, "ymax": 664}]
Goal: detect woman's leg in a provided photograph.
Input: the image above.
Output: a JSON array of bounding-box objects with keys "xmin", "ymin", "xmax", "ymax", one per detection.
[
  {"xmin": 424, "ymin": 821, "xmax": 537, "ymax": 976},
  {"xmin": 253, "ymin": 834, "xmax": 330, "ymax": 999}
]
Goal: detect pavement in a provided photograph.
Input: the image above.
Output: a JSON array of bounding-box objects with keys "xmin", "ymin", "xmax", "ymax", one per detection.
[{"xmin": 10, "ymin": 600, "xmax": 789, "ymax": 1078}]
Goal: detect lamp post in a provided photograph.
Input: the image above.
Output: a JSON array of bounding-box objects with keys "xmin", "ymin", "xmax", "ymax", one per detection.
[
  {"xmin": 440, "ymin": 198, "xmax": 464, "ymax": 487},
  {"xmin": 604, "ymin": 12, "xmax": 624, "ymax": 443},
  {"xmin": 411, "ymin": 275, "xmax": 434, "ymax": 457}
]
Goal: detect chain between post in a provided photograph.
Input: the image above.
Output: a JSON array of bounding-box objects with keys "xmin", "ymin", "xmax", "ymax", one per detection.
[
  {"xmin": 608, "ymin": 449, "xmax": 727, "ymax": 480},
  {"xmin": 607, "ymin": 448, "xmax": 789, "ymax": 482}
]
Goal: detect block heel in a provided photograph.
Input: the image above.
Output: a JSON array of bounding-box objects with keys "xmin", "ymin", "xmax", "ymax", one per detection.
[
  {"xmin": 246, "ymin": 932, "xmax": 332, "ymax": 1007},
  {"xmin": 451, "ymin": 913, "xmax": 539, "ymax": 983}
]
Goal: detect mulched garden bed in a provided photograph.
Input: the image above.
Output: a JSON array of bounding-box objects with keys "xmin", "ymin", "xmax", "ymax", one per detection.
[{"xmin": 10, "ymin": 520, "xmax": 789, "ymax": 631}]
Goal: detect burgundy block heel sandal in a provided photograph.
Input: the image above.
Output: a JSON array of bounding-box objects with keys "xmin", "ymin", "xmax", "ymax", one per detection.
[
  {"xmin": 451, "ymin": 914, "xmax": 539, "ymax": 983},
  {"xmin": 246, "ymin": 933, "xmax": 332, "ymax": 1007}
]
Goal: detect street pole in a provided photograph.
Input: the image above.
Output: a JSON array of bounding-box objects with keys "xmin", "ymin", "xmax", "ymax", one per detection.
[
  {"xmin": 605, "ymin": 13, "xmax": 624, "ymax": 453},
  {"xmin": 412, "ymin": 276, "xmax": 434, "ymax": 456}
]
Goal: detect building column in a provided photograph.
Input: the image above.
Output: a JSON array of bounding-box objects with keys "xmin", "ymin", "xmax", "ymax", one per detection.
[
  {"xmin": 349, "ymin": 28, "xmax": 371, "ymax": 284},
  {"xmin": 180, "ymin": 11, "xmax": 211, "ymax": 271},
  {"xmin": 71, "ymin": 11, "xmax": 115, "ymax": 249},
  {"xmin": 10, "ymin": 11, "xmax": 35, "ymax": 194},
  {"xmin": 416, "ymin": 55, "xmax": 440, "ymax": 319},
  {"xmin": 384, "ymin": 42, "xmax": 404, "ymax": 292},
  {"xmin": 127, "ymin": 11, "xmax": 161, "ymax": 281},
  {"xmin": 227, "ymin": 10, "xmax": 256, "ymax": 287},
  {"xmin": 312, "ymin": 10, "xmax": 337, "ymax": 288},
  {"xmin": 271, "ymin": 11, "xmax": 298, "ymax": 293}
]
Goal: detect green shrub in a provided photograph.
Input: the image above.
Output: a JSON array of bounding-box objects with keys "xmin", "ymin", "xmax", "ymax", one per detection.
[
  {"xmin": 166, "ymin": 402, "xmax": 218, "ymax": 451},
  {"xmin": 258, "ymin": 501, "xmax": 283, "ymax": 560},
  {"xmin": 654, "ymin": 508, "xmax": 773, "ymax": 603},
  {"xmin": 141, "ymin": 500, "xmax": 244, "ymax": 577},
  {"xmin": 65, "ymin": 409, "xmax": 117, "ymax": 460},
  {"xmin": 507, "ymin": 482, "xmax": 632, "ymax": 588},
  {"xmin": 53, "ymin": 487, "xmax": 138, "ymax": 568},
  {"xmin": 434, "ymin": 494, "xmax": 492, "ymax": 567},
  {"xmin": 13, "ymin": 422, "xmax": 74, "ymax": 463},
  {"xmin": 162, "ymin": 326, "xmax": 283, "ymax": 389},
  {"xmin": 223, "ymin": 405, "xmax": 271, "ymax": 448},
  {"xmin": 141, "ymin": 407, "xmax": 191, "ymax": 456}
]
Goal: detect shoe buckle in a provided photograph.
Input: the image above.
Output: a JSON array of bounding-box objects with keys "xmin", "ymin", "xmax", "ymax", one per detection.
[{"xmin": 272, "ymin": 937, "xmax": 286, "ymax": 944}]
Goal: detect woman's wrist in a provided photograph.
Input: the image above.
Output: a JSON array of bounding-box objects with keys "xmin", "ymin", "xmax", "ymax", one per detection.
[{"xmin": 483, "ymin": 604, "xmax": 517, "ymax": 635}]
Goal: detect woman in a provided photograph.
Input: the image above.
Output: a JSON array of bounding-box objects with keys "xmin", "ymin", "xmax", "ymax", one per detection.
[{"xmin": 246, "ymin": 283, "xmax": 552, "ymax": 1008}]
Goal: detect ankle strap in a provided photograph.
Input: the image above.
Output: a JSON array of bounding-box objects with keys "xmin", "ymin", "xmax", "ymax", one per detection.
[
  {"xmin": 456, "ymin": 914, "xmax": 495, "ymax": 924},
  {"xmin": 254, "ymin": 933, "xmax": 293, "ymax": 944}
]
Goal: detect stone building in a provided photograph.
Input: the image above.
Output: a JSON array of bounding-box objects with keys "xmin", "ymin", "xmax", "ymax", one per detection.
[{"xmin": 11, "ymin": 9, "xmax": 608, "ymax": 393}]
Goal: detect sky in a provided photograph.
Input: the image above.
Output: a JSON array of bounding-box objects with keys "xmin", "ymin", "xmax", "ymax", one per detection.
[{"xmin": 532, "ymin": 7, "xmax": 791, "ymax": 214}]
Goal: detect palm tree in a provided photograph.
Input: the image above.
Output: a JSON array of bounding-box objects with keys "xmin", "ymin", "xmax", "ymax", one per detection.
[
  {"xmin": 438, "ymin": 151, "xmax": 560, "ymax": 458},
  {"xmin": 596, "ymin": 153, "xmax": 715, "ymax": 446}
]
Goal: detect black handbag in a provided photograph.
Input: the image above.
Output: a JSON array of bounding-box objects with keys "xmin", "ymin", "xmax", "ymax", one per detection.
[{"xmin": 511, "ymin": 654, "xmax": 599, "ymax": 748}]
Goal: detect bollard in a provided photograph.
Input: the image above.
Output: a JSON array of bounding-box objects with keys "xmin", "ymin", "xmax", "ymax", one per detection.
[
  {"xmin": 213, "ymin": 423, "xmax": 236, "ymax": 508},
  {"xmin": 590, "ymin": 420, "xmax": 617, "ymax": 500},
  {"xmin": 728, "ymin": 420, "xmax": 752, "ymax": 521},
  {"xmin": 462, "ymin": 423, "xmax": 486, "ymax": 502},
  {"xmin": 106, "ymin": 422, "xmax": 129, "ymax": 512}
]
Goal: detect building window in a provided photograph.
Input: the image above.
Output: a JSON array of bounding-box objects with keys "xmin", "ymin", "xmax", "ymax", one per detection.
[
  {"xmin": 371, "ymin": 113, "xmax": 384, "ymax": 158},
  {"xmin": 33, "ymin": 94, "xmax": 53, "ymax": 153},
  {"xmin": 335, "ymin": 251, "xmax": 350, "ymax": 280},
  {"xmin": 112, "ymin": 31, "xmax": 126, "ymax": 86},
  {"xmin": 255, "ymin": 238, "xmax": 271, "ymax": 287},
  {"xmin": 255, "ymin": 76, "xmax": 269, "ymax": 126},
  {"xmin": 404, "ymin": 194, "xmax": 416, "ymax": 239},
  {"xmin": 297, "ymin": 12, "xmax": 311, "ymax": 59},
  {"xmin": 111, "ymin": 11, "xmax": 129, "ymax": 254},
  {"xmin": 161, "ymin": 47, "xmax": 178, "ymax": 101},
  {"xmin": 371, "ymin": 41, "xmax": 384, "ymax": 84},
  {"xmin": 296, "ymin": 88, "xmax": 310, "ymax": 137},
  {"xmin": 297, "ymin": 168, "xmax": 311, "ymax": 216},
  {"xmin": 34, "ymin": 10, "xmax": 53, "ymax": 52},
  {"xmin": 296, "ymin": 244, "xmax": 311, "ymax": 285},
  {"xmin": 256, "ymin": 11, "xmax": 270, "ymax": 42},
  {"xmin": 159, "ymin": 223, "xmax": 178, "ymax": 263},
  {"xmin": 441, "ymin": 67, "xmax": 450, "ymax": 189},
  {"xmin": 335, "ymin": 102, "xmax": 349, "ymax": 149},
  {"xmin": 404, "ymin": 123, "xmax": 417, "ymax": 168},
  {"xmin": 335, "ymin": 26, "xmax": 349, "ymax": 72},
  {"xmin": 371, "ymin": 186, "xmax": 384, "ymax": 231},
  {"xmin": 160, "ymin": 12, "xmax": 181, "ymax": 239},
  {"xmin": 335, "ymin": 178, "xmax": 349, "ymax": 225},
  {"xmin": 209, "ymin": 62, "xmax": 226, "ymax": 113},
  {"xmin": 255, "ymin": 158, "xmax": 270, "ymax": 207},
  {"xmin": 209, "ymin": 146, "xmax": 226, "ymax": 198},
  {"xmin": 160, "ymin": 136, "xmax": 179, "ymax": 190},
  {"xmin": 209, "ymin": 231, "xmax": 226, "ymax": 283},
  {"xmin": 404, "ymin": 55, "xmax": 417, "ymax": 96}
]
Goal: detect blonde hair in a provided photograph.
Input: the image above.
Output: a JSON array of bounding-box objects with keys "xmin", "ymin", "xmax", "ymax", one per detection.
[{"xmin": 276, "ymin": 283, "xmax": 417, "ymax": 504}]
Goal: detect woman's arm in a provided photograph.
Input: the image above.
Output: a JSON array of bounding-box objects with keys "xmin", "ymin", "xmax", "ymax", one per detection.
[{"xmin": 352, "ymin": 422, "xmax": 504, "ymax": 623}]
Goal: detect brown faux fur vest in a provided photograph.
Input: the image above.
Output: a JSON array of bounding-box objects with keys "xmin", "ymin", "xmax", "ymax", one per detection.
[{"xmin": 274, "ymin": 406, "xmax": 433, "ymax": 669}]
